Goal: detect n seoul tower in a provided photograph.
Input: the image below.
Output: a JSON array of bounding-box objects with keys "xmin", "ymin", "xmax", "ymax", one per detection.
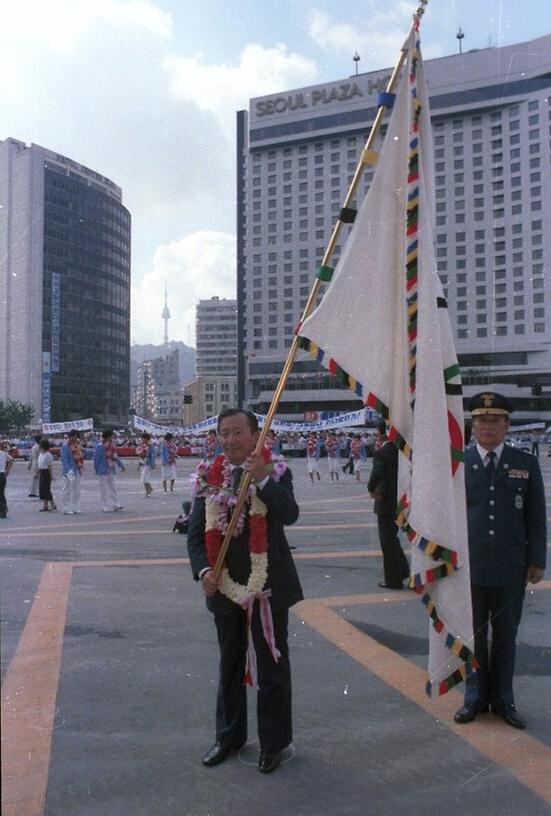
[{"xmin": 161, "ymin": 279, "xmax": 171, "ymax": 348}]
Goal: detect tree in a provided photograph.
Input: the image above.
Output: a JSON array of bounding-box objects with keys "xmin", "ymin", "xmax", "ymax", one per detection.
[{"xmin": 0, "ymin": 400, "xmax": 36, "ymax": 433}]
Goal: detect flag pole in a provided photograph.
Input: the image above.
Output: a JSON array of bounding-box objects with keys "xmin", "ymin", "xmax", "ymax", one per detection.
[{"xmin": 212, "ymin": 0, "xmax": 428, "ymax": 579}]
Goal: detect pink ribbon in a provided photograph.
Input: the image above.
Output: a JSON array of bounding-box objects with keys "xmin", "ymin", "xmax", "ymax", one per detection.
[{"xmin": 240, "ymin": 589, "xmax": 281, "ymax": 689}]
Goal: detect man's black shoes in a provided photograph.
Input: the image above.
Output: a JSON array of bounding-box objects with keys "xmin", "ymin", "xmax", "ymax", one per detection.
[
  {"xmin": 258, "ymin": 751, "xmax": 281, "ymax": 774},
  {"xmin": 454, "ymin": 701, "xmax": 525, "ymax": 728},
  {"xmin": 202, "ymin": 742, "xmax": 283, "ymax": 772},
  {"xmin": 202, "ymin": 741, "xmax": 244, "ymax": 767},
  {"xmin": 378, "ymin": 582, "xmax": 403, "ymax": 590},
  {"xmin": 493, "ymin": 703, "xmax": 526, "ymax": 730},
  {"xmin": 454, "ymin": 703, "xmax": 489, "ymax": 724}
]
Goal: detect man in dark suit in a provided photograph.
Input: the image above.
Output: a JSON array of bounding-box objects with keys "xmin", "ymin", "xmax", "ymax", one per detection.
[
  {"xmin": 454, "ymin": 392, "xmax": 546, "ymax": 730},
  {"xmin": 187, "ymin": 409, "xmax": 303, "ymax": 773},
  {"xmin": 367, "ymin": 421, "xmax": 409, "ymax": 589}
]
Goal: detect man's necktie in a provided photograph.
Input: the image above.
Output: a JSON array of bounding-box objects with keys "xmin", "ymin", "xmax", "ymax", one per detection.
[
  {"xmin": 486, "ymin": 450, "xmax": 496, "ymax": 484},
  {"xmin": 232, "ymin": 466, "xmax": 243, "ymax": 493}
]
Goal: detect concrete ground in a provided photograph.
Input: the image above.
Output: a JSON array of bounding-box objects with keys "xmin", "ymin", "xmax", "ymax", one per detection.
[{"xmin": 1, "ymin": 452, "xmax": 550, "ymax": 816}]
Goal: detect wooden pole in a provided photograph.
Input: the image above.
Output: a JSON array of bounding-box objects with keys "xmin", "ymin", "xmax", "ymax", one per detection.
[{"xmin": 212, "ymin": 1, "xmax": 428, "ymax": 578}]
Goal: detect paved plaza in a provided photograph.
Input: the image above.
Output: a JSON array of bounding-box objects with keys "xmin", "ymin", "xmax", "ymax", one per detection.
[{"xmin": 1, "ymin": 453, "xmax": 550, "ymax": 816}]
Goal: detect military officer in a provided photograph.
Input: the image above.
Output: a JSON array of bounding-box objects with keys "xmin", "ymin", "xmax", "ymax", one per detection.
[{"xmin": 454, "ymin": 392, "xmax": 546, "ymax": 730}]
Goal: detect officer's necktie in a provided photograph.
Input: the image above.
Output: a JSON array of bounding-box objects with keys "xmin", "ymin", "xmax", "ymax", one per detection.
[
  {"xmin": 486, "ymin": 450, "xmax": 496, "ymax": 484},
  {"xmin": 232, "ymin": 466, "xmax": 243, "ymax": 493}
]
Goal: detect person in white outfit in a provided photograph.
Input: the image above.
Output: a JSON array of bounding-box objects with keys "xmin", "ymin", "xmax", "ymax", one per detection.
[{"xmin": 61, "ymin": 429, "xmax": 84, "ymax": 514}]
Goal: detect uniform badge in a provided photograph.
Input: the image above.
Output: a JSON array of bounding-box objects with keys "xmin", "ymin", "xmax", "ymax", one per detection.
[
  {"xmin": 508, "ymin": 468, "xmax": 529, "ymax": 480},
  {"xmin": 515, "ymin": 494, "xmax": 524, "ymax": 509}
]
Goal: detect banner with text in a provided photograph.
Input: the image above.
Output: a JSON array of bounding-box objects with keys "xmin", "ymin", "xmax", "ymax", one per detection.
[
  {"xmin": 133, "ymin": 408, "xmax": 379, "ymax": 436},
  {"xmin": 42, "ymin": 418, "xmax": 94, "ymax": 434}
]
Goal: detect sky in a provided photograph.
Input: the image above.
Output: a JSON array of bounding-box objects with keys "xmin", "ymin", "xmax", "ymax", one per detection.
[{"xmin": 1, "ymin": 0, "xmax": 549, "ymax": 346}]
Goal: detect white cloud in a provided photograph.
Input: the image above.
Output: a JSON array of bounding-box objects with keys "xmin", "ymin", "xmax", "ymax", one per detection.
[
  {"xmin": 163, "ymin": 43, "xmax": 318, "ymax": 136},
  {"xmin": 0, "ymin": 0, "xmax": 172, "ymax": 55},
  {"xmin": 131, "ymin": 230, "xmax": 236, "ymax": 346},
  {"xmin": 309, "ymin": 4, "xmax": 442, "ymax": 70}
]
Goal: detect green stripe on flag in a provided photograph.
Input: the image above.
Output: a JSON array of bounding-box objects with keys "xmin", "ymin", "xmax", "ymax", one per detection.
[{"xmin": 444, "ymin": 363, "xmax": 460, "ymax": 381}]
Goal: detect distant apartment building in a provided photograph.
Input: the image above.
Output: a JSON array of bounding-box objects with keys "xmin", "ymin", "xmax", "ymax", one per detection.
[
  {"xmin": 236, "ymin": 35, "xmax": 551, "ymax": 421},
  {"xmin": 134, "ymin": 348, "xmax": 182, "ymax": 424},
  {"xmin": 182, "ymin": 375, "xmax": 238, "ymax": 426},
  {"xmin": 195, "ymin": 297, "xmax": 238, "ymax": 377},
  {"xmin": 0, "ymin": 138, "xmax": 131, "ymax": 424},
  {"xmin": 183, "ymin": 297, "xmax": 238, "ymax": 422}
]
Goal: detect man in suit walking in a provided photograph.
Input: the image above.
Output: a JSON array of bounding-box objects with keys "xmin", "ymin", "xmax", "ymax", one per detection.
[
  {"xmin": 367, "ymin": 421, "xmax": 409, "ymax": 589},
  {"xmin": 454, "ymin": 392, "xmax": 546, "ymax": 730},
  {"xmin": 187, "ymin": 409, "xmax": 303, "ymax": 774}
]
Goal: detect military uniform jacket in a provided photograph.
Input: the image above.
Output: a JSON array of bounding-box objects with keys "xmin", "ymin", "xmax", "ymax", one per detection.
[
  {"xmin": 367, "ymin": 441, "xmax": 398, "ymax": 515},
  {"xmin": 465, "ymin": 444, "xmax": 547, "ymax": 586},
  {"xmin": 187, "ymin": 468, "xmax": 304, "ymax": 615}
]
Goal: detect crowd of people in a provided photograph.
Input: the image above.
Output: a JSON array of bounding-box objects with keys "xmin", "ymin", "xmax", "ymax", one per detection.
[
  {"xmin": 0, "ymin": 426, "xmax": 375, "ymax": 519},
  {"xmin": 1, "ymin": 422, "xmax": 549, "ymax": 521}
]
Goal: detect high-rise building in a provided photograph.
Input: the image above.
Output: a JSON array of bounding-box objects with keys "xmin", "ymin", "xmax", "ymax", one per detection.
[
  {"xmin": 195, "ymin": 296, "xmax": 238, "ymax": 378},
  {"xmin": 237, "ymin": 35, "xmax": 551, "ymax": 422},
  {"xmin": 134, "ymin": 348, "xmax": 182, "ymax": 424},
  {"xmin": 181, "ymin": 297, "xmax": 238, "ymax": 422},
  {"xmin": 0, "ymin": 138, "xmax": 131, "ymax": 425}
]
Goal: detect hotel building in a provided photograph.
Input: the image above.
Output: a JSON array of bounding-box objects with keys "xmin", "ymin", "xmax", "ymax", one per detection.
[{"xmin": 236, "ymin": 34, "xmax": 551, "ymax": 422}]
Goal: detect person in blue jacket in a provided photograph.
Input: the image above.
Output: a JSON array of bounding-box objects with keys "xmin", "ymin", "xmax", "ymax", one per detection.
[
  {"xmin": 93, "ymin": 429, "xmax": 125, "ymax": 512},
  {"xmin": 454, "ymin": 392, "xmax": 546, "ymax": 730},
  {"xmin": 138, "ymin": 432, "xmax": 157, "ymax": 497},
  {"xmin": 60, "ymin": 429, "xmax": 84, "ymax": 514}
]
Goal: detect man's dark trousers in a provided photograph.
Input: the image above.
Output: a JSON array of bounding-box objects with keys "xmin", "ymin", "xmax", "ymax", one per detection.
[
  {"xmin": 214, "ymin": 604, "xmax": 292, "ymax": 754},
  {"xmin": 377, "ymin": 513, "xmax": 409, "ymax": 588},
  {"xmin": 464, "ymin": 584, "xmax": 525, "ymax": 708},
  {"xmin": 0, "ymin": 472, "xmax": 7, "ymax": 516}
]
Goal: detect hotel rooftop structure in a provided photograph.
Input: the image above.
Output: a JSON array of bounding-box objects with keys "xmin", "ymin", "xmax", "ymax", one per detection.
[{"xmin": 236, "ymin": 34, "xmax": 551, "ymax": 422}]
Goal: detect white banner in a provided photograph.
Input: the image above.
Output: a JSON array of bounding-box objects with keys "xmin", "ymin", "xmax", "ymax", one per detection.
[
  {"xmin": 133, "ymin": 415, "xmax": 218, "ymax": 436},
  {"xmin": 42, "ymin": 418, "xmax": 94, "ymax": 433},
  {"xmin": 133, "ymin": 409, "xmax": 378, "ymax": 436}
]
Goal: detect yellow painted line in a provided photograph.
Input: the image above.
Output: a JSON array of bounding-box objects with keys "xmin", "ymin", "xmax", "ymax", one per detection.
[
  {"xmin": 293, "ymin": 523, "xmax": 376, "ymax": 531},
  {"xmin": 294, "ymin": 550, "xmax": 382, "ymax": 560},
  {"xmin": 300, "ymin": 508, "xmax": 373, "ymax": 516},
  {"xmin": 3, "ymin": 523, "xmax": 378, "ymax": 539},
  {"xmin": 3, "ymin": 530, "xmax": 179, "ymax": 539},
  {"xmin": 3, "ymin": 514, "xmax": 177, "ymax": 533},
  {"xmin": 2, "ymin": 559, "xmax": 548, "ymax": 814},
  {"xmin": 70, "ymin": 557, "xmax": 189, "ymax": 567},
  {"xmin": 1, "ymin": 563, "xmax": 73, "ymax": 816},
  {"xmin": 317, "ymin": 580, "xmax": 551, "ymax": 605},
  {"xmin": 295, "ymin": 596, "xmax": 551, "ymax": 804},
  {"xmin": 299, "ymin": 495, "xmax": 368, "ymax": 506}
]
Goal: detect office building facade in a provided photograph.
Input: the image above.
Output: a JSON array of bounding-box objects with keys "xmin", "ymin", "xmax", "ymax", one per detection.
[
  {"xmin": 182, "ymin": 297, "xmax": 238, "ymax": 422},
  {"xmin": 195, "ymin": 297, "xmax": 238, "ymax": 378},
  {"xmin": 237, "ymin": 35, "xmax": 551, "ymax": 422},
  {"xmin": 0, "ymin": 138, "xmax": 131, "ymax": 425},
  {"xmin": 182, "ymin": 375, "xmax": 238, "ymax": 426}
]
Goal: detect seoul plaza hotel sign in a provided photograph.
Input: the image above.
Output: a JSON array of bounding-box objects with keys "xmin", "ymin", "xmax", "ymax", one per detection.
[{"xmin": 254, "ymin": 74, "xmax": 392, "ymax": 118}]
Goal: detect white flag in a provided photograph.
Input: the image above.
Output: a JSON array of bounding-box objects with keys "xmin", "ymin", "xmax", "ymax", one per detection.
[{"xmin": 297, "ymin": 25, "xmax": 476, "ymax": 695}]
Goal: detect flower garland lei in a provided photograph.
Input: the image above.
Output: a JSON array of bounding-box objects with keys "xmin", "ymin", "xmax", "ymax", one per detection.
[{"xmin": 192, "ymin": 450, "xmax": 287, "ymax": 605}]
